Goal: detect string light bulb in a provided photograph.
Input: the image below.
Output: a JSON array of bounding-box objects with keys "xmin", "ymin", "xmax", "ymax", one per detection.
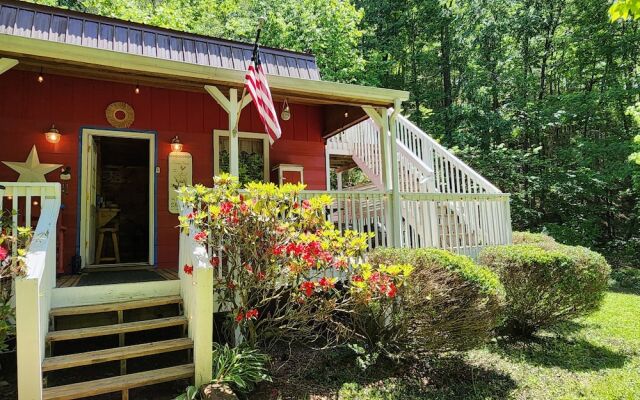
[
  {"xmin": 37, "ymin": 68, "xmax": 44, "ymax": 83},
  {"xmin": 135, "ymin": 83, "xmax": 140, "ymax": 94}
]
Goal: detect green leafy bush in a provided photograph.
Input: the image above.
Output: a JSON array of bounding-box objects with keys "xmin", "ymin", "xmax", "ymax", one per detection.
[
  {"xmin": 211, "ymin": 343, "xmax": 271, "ymax": 394},
  {"xmin": 364, "ymin": 248, "xmax": 504, "ymax": 355},
  {"xmin": 512, "ymin": 231, "xmax": 557, "ymax": 246},
  {"xmin": 479, "ymin": 244, "xmax": 610, "ymax": 336},
  {"xmin": 611, "ymin": 267, "xmax": 640, "ymax": 291}
]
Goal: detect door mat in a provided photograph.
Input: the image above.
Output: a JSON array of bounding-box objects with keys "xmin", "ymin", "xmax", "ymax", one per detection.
[{"xmin": 77, "ymin": 269, "xmax": 164, "ymax": 286}]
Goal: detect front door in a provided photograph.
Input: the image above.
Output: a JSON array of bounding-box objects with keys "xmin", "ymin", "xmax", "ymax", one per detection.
[{"xmin": 79, "ymin": 129, "xmax": 156, "ymax": 268}]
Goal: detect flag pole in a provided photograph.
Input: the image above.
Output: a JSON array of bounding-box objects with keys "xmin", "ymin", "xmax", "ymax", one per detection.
[{"xmin": 232, "ymin": 16, "xmax": 266, "ymax": 136}]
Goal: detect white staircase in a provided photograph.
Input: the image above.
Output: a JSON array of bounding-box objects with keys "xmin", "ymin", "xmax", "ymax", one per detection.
[{"xmin": 326, "ymin": 113, "xmax": 511, "ymax": 256}]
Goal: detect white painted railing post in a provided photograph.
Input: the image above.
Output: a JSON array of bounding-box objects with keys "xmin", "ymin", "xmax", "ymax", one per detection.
[
  {"xmin": 191, "ymin": 264, "xmax": 213, "ymax": 386},
  {"xmin": 15, "ymin": 277, "xmax": 43, "ymax": 400},
  {"xmin": 178, "ymin": 205, "xmax": 213, "ymax": 388}
]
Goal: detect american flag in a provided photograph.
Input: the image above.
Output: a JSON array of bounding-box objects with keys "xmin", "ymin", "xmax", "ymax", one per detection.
[{"xmin": 245, "ymin": 48, "xmax": 281, "ymax": 145}]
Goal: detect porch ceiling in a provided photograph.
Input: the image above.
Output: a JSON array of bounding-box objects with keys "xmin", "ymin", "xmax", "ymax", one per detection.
[{"xmin": 0, "ymin": 33, "xmax": 409, "ymax": 108}]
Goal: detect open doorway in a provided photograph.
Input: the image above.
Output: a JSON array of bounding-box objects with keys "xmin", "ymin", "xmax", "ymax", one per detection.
[{"xmin": 79, "ymin": 129, "xmax": 156, "ymax": 268}]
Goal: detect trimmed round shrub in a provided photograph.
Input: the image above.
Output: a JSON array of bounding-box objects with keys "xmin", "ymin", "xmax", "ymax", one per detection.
[
  {"xmin": 512, "ymin": 231, "xmax": 557, "ymax": 246},
  {"xmin": 611, "ymin": 267, "xmax": 640, "ymax": 291},
  {"xmin": 479, "ymin": 244, "xmax": 610, "ymax": 336},
  {"xmin": 367, "ymin": 248, "xmax": 505, "ymax": 353}
]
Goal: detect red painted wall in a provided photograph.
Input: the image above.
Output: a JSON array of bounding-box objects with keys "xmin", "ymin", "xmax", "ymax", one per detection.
[{"xmin": 0, "ymin": 70, "xmax": 327, "ymax": 271}]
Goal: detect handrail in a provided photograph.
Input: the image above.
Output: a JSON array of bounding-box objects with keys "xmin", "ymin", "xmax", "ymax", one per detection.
[
  {"xmin": 12, "ymin": 182, "xmax": 61, "ymax": 400},
  {"xmin": 395, "ymin": 114, "xmax": 501, "ymax": 194}
]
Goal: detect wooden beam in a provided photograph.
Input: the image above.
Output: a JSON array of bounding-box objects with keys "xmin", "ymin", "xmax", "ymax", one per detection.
[{"xmin": 0, "ymin": 58, "xmax": 18, "ymax": 75}]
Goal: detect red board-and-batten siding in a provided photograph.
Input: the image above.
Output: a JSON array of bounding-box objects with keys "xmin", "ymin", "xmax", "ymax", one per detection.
[
  {"xmin": 0, "ymin": 2, "xmax": 321, "ymax": 80},
  {"xmin": 0, "ymin": 70, "xmax": 327, "ymax": 272}
]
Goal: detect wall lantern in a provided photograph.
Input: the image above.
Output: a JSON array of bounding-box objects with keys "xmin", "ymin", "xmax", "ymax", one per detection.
[
  {"xmin": 171, "ymin": 136, "xmax": 183, "ymax": 152},
  {"xmin": 37, "ymin": 67, "xmax": 44, "ymax": 83},
  {"xmin": 135, "ymin": 83, "xmax": 140, "ymax": 95},
  {"xmin": 45, "ymin": 125, "xmax": 61, "ymax": 144},
  {"xmin": 281, "ymin": 99, "xmax": 291, "ymax": 121}
]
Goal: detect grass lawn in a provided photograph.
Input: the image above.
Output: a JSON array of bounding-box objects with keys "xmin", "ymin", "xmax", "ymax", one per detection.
[{"xmin": 259, "ymin": 290, "xmax": 640, "ymax": 399}]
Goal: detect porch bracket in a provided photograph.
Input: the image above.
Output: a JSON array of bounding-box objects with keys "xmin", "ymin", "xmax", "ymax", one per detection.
[
  {"xmin": 204, "ymin": 85, "xmax": 253, "ymax": 177},
  {"xmin": 0, "ymin": 58, "xmax": 18, "ymax": 75}
]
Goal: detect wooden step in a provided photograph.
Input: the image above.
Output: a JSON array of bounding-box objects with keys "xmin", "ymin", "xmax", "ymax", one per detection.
[
  {"xmin": 42, "ymin": 338, "xmax": 193, "ymax": 372},
  {"xmin": 50, "ymin": 295, "xmax": 182, "ymax": 317},
  {"xmin": 42, "ymin": 363, "xmax": 194, "ymax": 400},
  {"xmin": 46, "ymin": 316, "xmax": 188, "ymax": 342}
]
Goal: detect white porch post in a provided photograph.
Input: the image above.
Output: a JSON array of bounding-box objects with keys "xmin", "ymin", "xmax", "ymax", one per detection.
[
  {"xmin": 386, "ymin": 104, "xmax": 403, "ymax": 247},
  {"xmin": 362, "ymin": 105, "xmax": 400, "ymax": 247},
  {"xmin": 228, "ymin": 89, "xmax": 239, "ymax": 176},
  {"xmin": 0, "ymin": 58, "xmax": 18, "ymax": 75},
  {"xmin": 336, "ymin": 171, "xmax": 343, "ymax": 191},
  {"xmin": 205, "ymin": 86, "xmax": 252, "ymax": 177}
]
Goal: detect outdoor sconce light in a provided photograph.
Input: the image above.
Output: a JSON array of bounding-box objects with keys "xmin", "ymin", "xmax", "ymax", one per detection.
[
  {"xmin": 281, "ymin": 99, "xmax": 291, "ymax": 121},
  {"xmin": 135, "ymin": 83, "xmax": 140, "ymax": 94},
  {"xmin": 171, "ymin": 136, "xmax": 183, "ymax": 152},
  {"xmin": 37, "ymin": 67, "xmax": 44, "ymax": 83},
  {"xmin": 45, "ymin": 125, "xmax": 61, "ymax": 144}
]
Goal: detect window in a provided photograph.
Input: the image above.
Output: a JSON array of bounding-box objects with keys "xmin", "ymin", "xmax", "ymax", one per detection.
[{"xmin": 213, "ymin": 130, "xmax": 270, "ymax": 185}]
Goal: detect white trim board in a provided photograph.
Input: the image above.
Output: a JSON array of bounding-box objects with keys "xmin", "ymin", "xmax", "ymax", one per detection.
[{"xmin": 79, "ymin": 128, "xmax": 156, "ymax": 268}]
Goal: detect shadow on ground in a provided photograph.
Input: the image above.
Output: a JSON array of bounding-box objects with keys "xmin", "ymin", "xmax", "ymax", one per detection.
[
  {"xmin": 492, "ymin": 334, "xmax": 629, "ymax": 372},
  {"xmin": 250, "ymin": 346, "xmax": 516, "ymax": 400}
]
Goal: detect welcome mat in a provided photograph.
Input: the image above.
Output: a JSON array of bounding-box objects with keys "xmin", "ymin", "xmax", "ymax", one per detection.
[{"xmin": 77, "ymin": 269, "xmax": 165, "ymax": 286}]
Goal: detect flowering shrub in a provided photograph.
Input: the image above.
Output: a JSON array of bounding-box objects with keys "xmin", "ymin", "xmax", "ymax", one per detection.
[
  {"xmin": 178, "ymin": 174, "xmax": 411, "ymax": 348},
  {"xmin": 365, "ymin": 248, "xmax": 504, "ymax": 356},
  {"xmin": 0, "ymin": 210, "xmax": 34, "ymax": 351}
]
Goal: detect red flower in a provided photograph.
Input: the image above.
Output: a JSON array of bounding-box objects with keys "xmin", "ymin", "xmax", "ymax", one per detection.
[
  {"xmin": 245, "ymin": 309, "xmax": 259, "ymax": 320},
  {"xmin": 302, "ymin": 199, "xmax": 311, "ymax": 209},
  {"xmin": 334, "ymin": 258, "xmax": 348, "ymax": 269},
  {"xmin": 318, "ymin": 277, "xmax": 334, "ymax": 290},
  {"xmin": 256, "ymin": 271, "xmax": 266, "ymax": 281},
  {"xmin": 183, "ymin": 264, "xmax": 193, "ymax": 275},
  {"xmin": 227, "ymin": 281, "xmax": 236, "ymax": 289},
  {"xmin": 220, "ymin": 201, "xmax": 234, "ymax": 215},
  {"xmin": 193, "ymin": 231, "xmax": 208, "ymax": 242},
  {"xmin": 0, "ymin": 246, "xmax": 8, "ymax": 262},
  {"xmin": 235, "ymin": 311, "xmax": 244, "ymax": 322},
  {"xmin": 244, "ymin": 263, "xmax": 253, "ymax": 274},
  {"xmin": 272, "ymin": 245, "xmax": 285, "ymax": 256},
  {"xmin": 186, "ymin": 212, "xmax": 196, "ymax": 220},
  {"xmin": 210, "ymin": 256, "xmax": 220, "ymax": 267},
  {"xmin": 387, "ymin": 283, "xmax": 397, "ymax": 298},
  {"xmin": 239, "ymin": 202, "xmax": 249, "ymax": 214},
  {"xmin": 352, "ymin": 275, "xmax": 364, "ymax": 283},
  {"xmin": 300, "ymin": 281, "xmax": 316, "ymax": 297},
  {"xmin": 292, "ymin": 202, "xmax": 299, "ymax": 209}
]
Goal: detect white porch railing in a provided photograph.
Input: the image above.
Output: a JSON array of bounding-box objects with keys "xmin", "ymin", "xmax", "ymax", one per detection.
[
  {"xmin": 178, "ymin": 206, "xmax": 213, "ymax": 387},
  {"xmin": 8, "ymin": 182, "xmax": 61, "ymax": 400},
  {"xmin": 326, "ymin": 113, "xmax": 501, "ymax": 195}
]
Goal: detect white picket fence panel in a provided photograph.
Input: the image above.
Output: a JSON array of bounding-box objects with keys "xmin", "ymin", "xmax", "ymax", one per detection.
[{"xmin": 8, "ymin": 182, "xmax": 61, "ymax": 400}]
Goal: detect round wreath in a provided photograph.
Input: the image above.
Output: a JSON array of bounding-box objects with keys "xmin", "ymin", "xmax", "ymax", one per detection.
[{"xmin": 105, "ymin": 102, "xmax": 135, "ymax": 128}]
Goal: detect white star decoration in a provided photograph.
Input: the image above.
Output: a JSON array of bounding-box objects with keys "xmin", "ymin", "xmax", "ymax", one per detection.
[{"xmin": 3, "ymin": 146, "xmax": 62, "ymax": 182}]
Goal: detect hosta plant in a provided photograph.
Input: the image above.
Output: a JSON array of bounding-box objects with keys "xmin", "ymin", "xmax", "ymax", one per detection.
[{"xmin": 177, "ymin": 174, "xmax": 411, "ymax": 348}]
